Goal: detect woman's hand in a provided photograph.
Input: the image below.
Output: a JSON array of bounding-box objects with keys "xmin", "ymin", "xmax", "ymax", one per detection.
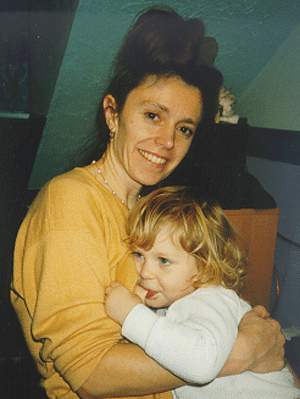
[
  {"xmin": 105, "ymin": 283, "xmax": 143, "ymax": 325},
  {"xmin": 219, "ymin": 305, "xmax": 285, "ymax": 376},
  {"xmin": 242, "ymin": 306, "xmax": 285, "ymax": 373}
]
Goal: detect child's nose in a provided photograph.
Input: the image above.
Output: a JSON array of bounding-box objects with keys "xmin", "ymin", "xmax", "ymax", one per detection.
[{"xmin": 139, "ymin": 261, "xmax": 155, "ymax": 279}]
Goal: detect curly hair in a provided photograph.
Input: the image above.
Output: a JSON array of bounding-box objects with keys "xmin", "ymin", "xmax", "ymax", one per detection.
[{"xmin": 128, "ymin": 186, "xmax": 246, "ymax": 292}]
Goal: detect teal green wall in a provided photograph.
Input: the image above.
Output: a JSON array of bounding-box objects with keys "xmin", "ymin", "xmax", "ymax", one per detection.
[
  {"xmin": 29, "ymin": 0, "xmax": 300, "ymax": 188},
  {"xmin": 237, "ymin": 24, "xmax": 300, "ymax": 131}
]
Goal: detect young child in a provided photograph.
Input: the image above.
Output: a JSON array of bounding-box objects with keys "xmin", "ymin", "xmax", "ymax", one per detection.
[{"xmin": 105, "ymin": 186, "xmax": 300, "ymax": 399}]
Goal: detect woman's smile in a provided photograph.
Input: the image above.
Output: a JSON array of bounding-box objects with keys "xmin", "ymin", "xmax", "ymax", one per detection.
[{"xmin": 138, "ymin": 149, "xmax": 167, "ymax": 167}]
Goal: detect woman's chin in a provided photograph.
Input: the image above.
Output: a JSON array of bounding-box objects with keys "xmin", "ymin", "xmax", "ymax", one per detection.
[{"xmin": 135, "ymin": 172, "xmax": 170, "ymax": 187}]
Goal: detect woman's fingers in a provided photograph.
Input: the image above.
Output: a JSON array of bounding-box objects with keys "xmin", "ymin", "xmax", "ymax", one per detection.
[
  {"xmin": 251, "ymin": 304, "xmax": 270, "ymax": 319},
  {"xmin": 237, "ymin": 307, "xmax": 286, "ymax": 373}
]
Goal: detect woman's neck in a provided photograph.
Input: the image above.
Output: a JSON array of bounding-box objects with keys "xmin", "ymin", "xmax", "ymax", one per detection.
[{"xmin": 96, "ymin": 148, "xmax": 142, "ymax": 209}]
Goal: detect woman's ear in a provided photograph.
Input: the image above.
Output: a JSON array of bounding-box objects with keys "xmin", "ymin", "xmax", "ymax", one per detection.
[{"xmin": 103, "ymin": 94, "xmax": 119, "ymax": 136}]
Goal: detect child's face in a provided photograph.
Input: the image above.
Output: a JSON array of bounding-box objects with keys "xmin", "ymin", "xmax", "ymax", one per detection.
[{"xmin": 133, "ymin": 225, "xmax": 198, "ymax": 308}]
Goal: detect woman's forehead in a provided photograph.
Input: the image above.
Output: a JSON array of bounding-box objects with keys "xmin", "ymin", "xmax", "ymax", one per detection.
[{"xmin": 124, "ymin": 74, "xmax": 203, "ymax": 121}]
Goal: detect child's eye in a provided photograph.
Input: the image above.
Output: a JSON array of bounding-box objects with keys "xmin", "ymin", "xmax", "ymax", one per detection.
[
  {"xmin": 178, "ymin": 126, "xmax": 194, "ymax": 138},
  {"xmin": 158, "ymin": 257, "xmax": 170, "ymax": 266},
  {"xmin": 132, "ymin": 251, "xmax": 144, "ymax": 262}
]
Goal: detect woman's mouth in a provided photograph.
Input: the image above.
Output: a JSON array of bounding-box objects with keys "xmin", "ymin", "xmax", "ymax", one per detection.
[{"xmin": 138, "ymin": 149, "xmax": 167, "ymax": 166}]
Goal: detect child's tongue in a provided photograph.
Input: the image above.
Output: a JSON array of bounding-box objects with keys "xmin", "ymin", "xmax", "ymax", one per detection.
[{"xmin": 146, "ymin": 289, "xmax": 157, "ymax": 299}]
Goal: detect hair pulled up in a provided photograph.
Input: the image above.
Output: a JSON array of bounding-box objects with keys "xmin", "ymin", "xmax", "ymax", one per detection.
[
  {"xmin": 128, "ymin": 186, "xmax": 246, "ymax": 292},
  {"xmin": 96, "ymin": 6, "xmax": 223, "ymax": 155},
  {"xmin": 116, "ymin": 7, "xmax": 207, "ymax": 73}
]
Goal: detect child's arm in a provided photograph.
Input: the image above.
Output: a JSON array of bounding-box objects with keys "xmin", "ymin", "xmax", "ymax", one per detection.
[
  {"xmin": 105, "ymin": 282, "xmax": 145, "ymax": 323},
  {"xmin": 105, "ymin": 284, "xmax": 247, "ymax": 385}
]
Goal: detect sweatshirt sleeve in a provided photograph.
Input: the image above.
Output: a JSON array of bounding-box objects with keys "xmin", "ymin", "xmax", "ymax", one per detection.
[
  {"xmin": 13, "ymin": 175, "xmax": 126, "ymax": 392},
  {"xmin": 122, "ymin": 288, "xmax": 248, "ymax": 384}
]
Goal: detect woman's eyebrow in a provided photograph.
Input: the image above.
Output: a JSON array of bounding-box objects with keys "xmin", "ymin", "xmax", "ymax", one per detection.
[
  {"xmin": 140, "ymin": 101, "xmax": 198, "ymax": 125},
  {"xmin": 141, "ymin": 101, "xmax": 168, "ymax": 112}
]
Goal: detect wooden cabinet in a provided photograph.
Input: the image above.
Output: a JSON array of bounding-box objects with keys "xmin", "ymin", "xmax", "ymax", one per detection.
[{"xmin": 225, "ymin": 208, "xmax": 279, "ymax": 309}]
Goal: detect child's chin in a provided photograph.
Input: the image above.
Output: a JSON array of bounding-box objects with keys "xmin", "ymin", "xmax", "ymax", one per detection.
[
  {"xmin": 146, "ymin": 299, "xmax": 158, "ymax": 308},
  {"xmin": 146, "ymin": 298, "xmax": 167, "ymax": 308}
]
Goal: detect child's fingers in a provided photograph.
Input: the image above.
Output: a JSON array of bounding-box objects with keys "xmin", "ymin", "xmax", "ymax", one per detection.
[
  {"xmin": 105, "ymin": 282, "xmax": 122, "ymax": 296},
  {"xmin": 111, "ymin": 282, "xmax": 121, "ymax": 288},
  {"xmin": 134, "ymin": 284, "xmax": 147, "ymax": 302}
]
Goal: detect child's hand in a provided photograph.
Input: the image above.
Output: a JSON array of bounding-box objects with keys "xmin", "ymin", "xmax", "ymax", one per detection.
[
  {"xmin": 105, "ymin": 282, "xmax": 142, "ymax": 325},
  {"xmin": 134, "ymin": 283, "xmax": 147, "ymax": 302}
]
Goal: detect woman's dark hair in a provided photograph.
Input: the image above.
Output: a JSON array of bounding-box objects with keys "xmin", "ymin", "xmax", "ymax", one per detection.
[{"xmin": 96, "ymin": 6, "xmax": 223, "ymax": 156}]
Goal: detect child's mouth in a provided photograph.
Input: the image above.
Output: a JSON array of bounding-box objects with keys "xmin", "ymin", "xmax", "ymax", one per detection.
[{"xmin": 146, "ymin": 289, "xmax": 157, "ymax": 299}]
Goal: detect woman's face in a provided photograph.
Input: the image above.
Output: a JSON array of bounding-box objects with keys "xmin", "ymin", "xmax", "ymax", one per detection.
[{"xmin": 105, "ymin": 75, "xmax": 203, "ymax": 187}]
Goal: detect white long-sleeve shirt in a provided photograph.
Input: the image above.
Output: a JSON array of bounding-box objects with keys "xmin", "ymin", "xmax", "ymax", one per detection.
[{"xmin": 122, "ymin": 286, "xmax": 300, "ymax": 399}]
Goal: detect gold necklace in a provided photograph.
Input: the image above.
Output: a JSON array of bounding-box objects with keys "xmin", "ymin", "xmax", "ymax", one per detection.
[{"xmin": 91, "ymin": 160, "xmax": 141, "ymax": 208}]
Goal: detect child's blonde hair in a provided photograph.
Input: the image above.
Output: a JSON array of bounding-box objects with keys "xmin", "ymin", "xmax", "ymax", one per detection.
[{"xmin": 128, "ymin": 186, "xmax": 246, "ymax": 291}]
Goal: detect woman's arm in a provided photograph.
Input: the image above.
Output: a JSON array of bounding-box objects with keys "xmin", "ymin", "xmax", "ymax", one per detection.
[
  {"xmin": 106, "ymin": 286, "xmax": 284, "ymax": 385},
  {"xmin": 86, "ymin": 284, "xmax": 285, "ymax": 398},
  {"xmin": 78, "ymin": 342, "xmax": 183, "ymax": 398},
  {"xmin": 78, "ymin": 313, "xmax": 285, "ymax": 399},
  {"xmin": 220, "ymin": 305, "xmax": 285, "ymax": 376}
]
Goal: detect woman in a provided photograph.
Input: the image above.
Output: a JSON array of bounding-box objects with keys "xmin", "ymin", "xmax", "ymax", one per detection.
[{"xmin": 11, "ymin": 7, "xmax": 285, "ymax": 399}]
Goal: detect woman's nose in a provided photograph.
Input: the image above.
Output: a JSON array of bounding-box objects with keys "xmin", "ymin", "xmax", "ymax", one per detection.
[{"xmin": 154, "ymin": 126, "xmax": 175, "ymax": 149}]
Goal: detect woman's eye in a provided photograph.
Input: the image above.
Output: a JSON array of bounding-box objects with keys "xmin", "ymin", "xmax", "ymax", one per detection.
[
  {"xmin": 179, "ymin": 126, "xmax": 194, "ymax": 138},
  {"xmin": 145, "ymin": 112, "xmax": 159, "ymax": 121},
  {"xmin": 158, "ymin": 257, "xmax": 170, "ymax": 266}
]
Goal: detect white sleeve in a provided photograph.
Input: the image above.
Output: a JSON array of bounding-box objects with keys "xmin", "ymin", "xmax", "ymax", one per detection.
[{"xmin": 122, "ymin": 288, "xmax": 250, "ymax": 384}]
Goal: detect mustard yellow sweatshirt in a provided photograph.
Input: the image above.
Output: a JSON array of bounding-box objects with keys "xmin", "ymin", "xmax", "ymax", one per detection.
[{"xmin": 11, "ymin": 166, "xmax": 171, "ymax": 399}]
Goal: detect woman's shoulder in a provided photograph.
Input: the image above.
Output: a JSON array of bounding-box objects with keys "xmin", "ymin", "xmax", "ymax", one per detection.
[
  {"xmin": 46, "ymin": 166, "xmax": 98, "ymax": 194},
  {"xmin": 27, "ymin": 167, "xmax": 113, "ymax": 227},
  {"xmin": 35, "ymin": 167, "xmax": 107, "ymax": 206}
]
